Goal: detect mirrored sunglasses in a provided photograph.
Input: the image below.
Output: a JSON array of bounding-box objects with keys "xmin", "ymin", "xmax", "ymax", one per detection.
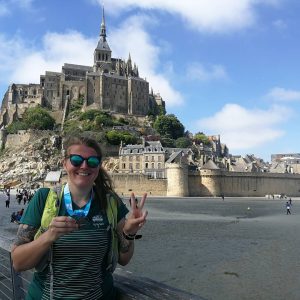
[{"xmin": 68, "ymin": 154, "xmax": 101, "ymax": 168}]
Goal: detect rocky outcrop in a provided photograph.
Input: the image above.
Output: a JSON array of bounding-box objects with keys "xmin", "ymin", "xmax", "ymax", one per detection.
[{"xmin": 0, "ymin": 133, "xmax": 62, "ymax": 188}]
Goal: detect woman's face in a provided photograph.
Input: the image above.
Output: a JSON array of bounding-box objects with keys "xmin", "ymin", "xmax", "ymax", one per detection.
[{"xmin": 63, "ymin": 144, "xmax": 100, "ymax": 190}]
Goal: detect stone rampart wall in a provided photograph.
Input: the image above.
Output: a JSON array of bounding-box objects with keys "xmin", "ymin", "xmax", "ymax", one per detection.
[
  {"xmin": 198, "ymin": 170, "xmax": 300, "ymax": 197},
  {"xmin": 111, "ymin": 173, "xmax": 167, "ymax": 197},
  {"xmin": 112, "ymin": 169, "xmax": 300, "ymax": 197}
]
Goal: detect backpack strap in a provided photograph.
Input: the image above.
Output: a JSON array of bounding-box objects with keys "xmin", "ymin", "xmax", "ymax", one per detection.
[
  {"xmin": 106, "ymin": 192, "xmax": 119, "ymax": 273},
  {"xmin": 34, "ymin": 186, "xmax": 63, "ymax": 240}
]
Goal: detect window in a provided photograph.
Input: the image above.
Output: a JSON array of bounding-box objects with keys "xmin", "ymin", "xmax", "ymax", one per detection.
[
  {"xmin": 151, "ymin": 163, "xmax": 154, "ymax": 169},
  {"xmin": 158, "ymin": 163, "xmax": 161, "ymax": 169},
  {"xmin": 145, "ymin": 156, "xmax": 149, "ymax": 162},
  {"xmin": 158, "ymin": 156, "xmax": 162, "ymax": 162},
  {"xmin": 129, "ymin": 156, "xmax": 133, "ymax": 162},
  {"xmin": 122, "ymin": 163, "xmax": 126, "ymax": 169},
  {"xmin": 136, "ymin": 163, "xmax": 140, "ymax": 169},
  {"xmin": 151, "ymin": 156, "xmax": 154, "ymax": 162},
  {"xmin": 145, "ymin": 163, "xmax": 148, "ymax": 169}
]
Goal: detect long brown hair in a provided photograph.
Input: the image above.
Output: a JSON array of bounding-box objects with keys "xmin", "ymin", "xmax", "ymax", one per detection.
[{"xmin": 63, "ymin": 135, "xmax": 113, "ymax": 210}]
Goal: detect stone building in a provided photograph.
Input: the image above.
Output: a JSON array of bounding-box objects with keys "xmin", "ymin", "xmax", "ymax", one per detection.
[
  {"xmin": 0, "ymin": 7, "xmax": 165, "ymax": 127},
  {"xmin": 118, "ymin": 140, "xmax": 194, "ymax": 179}
]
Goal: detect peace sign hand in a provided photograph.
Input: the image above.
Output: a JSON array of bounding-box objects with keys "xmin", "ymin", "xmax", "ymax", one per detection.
[{"xmin": 123, "ymin": 192, "xmax": 148, "ymax": 235}]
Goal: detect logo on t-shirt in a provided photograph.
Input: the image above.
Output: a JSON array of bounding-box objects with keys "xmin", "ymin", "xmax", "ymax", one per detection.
[{"xmin": 92, "ymin": 214, "xmax": 105, "ymax": 227}]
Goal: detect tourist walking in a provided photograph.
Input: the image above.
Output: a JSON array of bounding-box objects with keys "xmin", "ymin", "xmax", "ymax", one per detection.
[
  {"xmin": 11, "ymin": 135, "xmax": 148, "ymax": 300},
  {"xmin": 286, "ymin": 201, "xmax": 291, "ymax": 215},
  {"xmin": 5, "ymin": 191, "xmax": 10, "ymax": 208}
]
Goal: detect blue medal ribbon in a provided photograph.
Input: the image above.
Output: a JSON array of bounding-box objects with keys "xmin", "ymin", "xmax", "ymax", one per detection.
[{"xmin": 64, "ymin": 184, "xmax": 93, "ymax": 218}]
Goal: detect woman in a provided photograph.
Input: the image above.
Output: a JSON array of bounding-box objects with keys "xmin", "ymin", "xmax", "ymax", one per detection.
[{"xmin": 11, "ymin": 135, "xmax": 147, "ymax": 299}]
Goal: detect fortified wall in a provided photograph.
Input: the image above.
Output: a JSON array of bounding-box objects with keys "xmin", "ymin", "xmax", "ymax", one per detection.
[{"xmin": 112, "ymin": 164, "xmax": 300, "ymax": 197}]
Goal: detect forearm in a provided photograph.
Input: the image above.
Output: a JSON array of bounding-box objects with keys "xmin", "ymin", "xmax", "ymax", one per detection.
[
  {"xmin": 11, "ymin": 231, "xmax": 53, "ymax": 272},
  {"xmin": 118, "ymin": 236, "xmax": 134, "ymax": 266}
]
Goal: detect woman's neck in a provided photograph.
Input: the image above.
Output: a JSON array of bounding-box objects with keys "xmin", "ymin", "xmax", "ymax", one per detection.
[{"xmin": 67, "ymin": 182, "xmax": 92, "ymax": 206}]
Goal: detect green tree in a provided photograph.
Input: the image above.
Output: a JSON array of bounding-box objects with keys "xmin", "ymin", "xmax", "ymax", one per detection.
[
  {"xmin": 106, "ymin": 130, "xmax": 137, "ymax": 145},
  {"xmin": 79, "ymin": 109, "xmax": 101, "ymax": 121},
  {"xmin": 6, "ymin": 121, "xmax": 27, "ymax": 134},
  {"xmin": 153, "ymin": 114, "xmax": 185, "ymax": 140},
  {"xmin": 160, "ymin": 136, "xmax": 176, "ymax": 147},
  {"xmin": 23, "ymin": 107, "xmax": 55, "ymax": 130},
  {"xmin": 175, "ymin": 136, "xmax": 192, "ymax": 148},
  {"xmin": 194, "ymin": 132, "xmax": 210, "ymax": 145}
]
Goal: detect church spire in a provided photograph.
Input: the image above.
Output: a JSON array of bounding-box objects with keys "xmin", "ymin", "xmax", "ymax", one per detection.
[{"xmin": 100, "ymin": 5, "xmax": 106, "ymax": 41}]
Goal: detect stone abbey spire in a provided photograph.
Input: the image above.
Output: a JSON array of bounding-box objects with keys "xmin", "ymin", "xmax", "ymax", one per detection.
[{"xmin": 94, "ymin": 5, "xmax": 112, "ymax": 72}]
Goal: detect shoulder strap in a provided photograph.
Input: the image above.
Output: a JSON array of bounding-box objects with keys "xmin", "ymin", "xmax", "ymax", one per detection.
[
  {"xmin": 34, "ymin": 186, "xmax": 63, "ymax": 240},
  {"xmin": 106, "ymin": 192, "xmax": 119, "ymax": 273}
]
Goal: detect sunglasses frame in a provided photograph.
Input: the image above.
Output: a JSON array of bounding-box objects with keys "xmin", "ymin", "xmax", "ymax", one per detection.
[{"xmin": 67, "ymin": 154, "xmax": 101, "ymax": 168}]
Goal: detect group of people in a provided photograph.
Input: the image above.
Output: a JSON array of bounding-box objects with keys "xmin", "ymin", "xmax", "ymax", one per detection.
[
  {"xmin": 16, "ymin": 189, "xmax": 34, "ymax": 205},
  {"xmin": 10, "ymin": 208, "xmax": 24, "ymax": 224},
  {"xmin": 11, "ymin": 135, "xmax": 148, "ymax": 299}
]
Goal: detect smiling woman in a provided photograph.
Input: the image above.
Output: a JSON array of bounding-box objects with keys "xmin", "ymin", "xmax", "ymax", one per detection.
[{"xmin": 10, "ymin": 134, "xmax": 148, "ymax": 300}]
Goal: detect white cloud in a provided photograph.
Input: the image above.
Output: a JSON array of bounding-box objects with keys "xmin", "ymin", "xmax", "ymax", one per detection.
[
  {"xmin": 196, "ymin": 103, "xmax": 291, "ymax": 150},
  {"xmin": 266, "ymin": 87, "xmax": 300, "ymax": 102},
  {"xmin": 0, "ymin": 31, "xmax": 96, "ymax": 84},
  {"xmin": 109, "ymin": 14, "xmax": 183, "ymax": 106},
  {"xmin": 187, "ymin": 62, "xmax": 229, "ymax": 81},
  {"xmin": 94, "ymin": 0, "xmax": 282, "ymax": 33}
]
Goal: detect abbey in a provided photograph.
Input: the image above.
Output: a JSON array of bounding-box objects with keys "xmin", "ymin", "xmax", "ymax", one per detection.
[{"xmin": 0, "ymin": 8, "xmax": 164, "ymax": 127}]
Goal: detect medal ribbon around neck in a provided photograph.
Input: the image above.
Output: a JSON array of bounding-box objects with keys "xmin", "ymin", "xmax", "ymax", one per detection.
[{"xmin": 64, "ymin": 183, "xmax": 93, "ymax": 218}]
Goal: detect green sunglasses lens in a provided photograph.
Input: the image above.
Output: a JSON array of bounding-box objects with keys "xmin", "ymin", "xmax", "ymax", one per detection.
[
  {"xmin": 87, "ymin": 157, "xmax": 101, "ymax": 168},
  {"xmin": 70, "ymin": 155, "xmax": 84, "ymax": 166}
]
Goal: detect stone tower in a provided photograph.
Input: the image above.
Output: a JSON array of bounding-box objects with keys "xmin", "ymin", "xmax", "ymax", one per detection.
[{"xmin": 166, "ymin": 163, "xmax": 189, "ymax": 197}]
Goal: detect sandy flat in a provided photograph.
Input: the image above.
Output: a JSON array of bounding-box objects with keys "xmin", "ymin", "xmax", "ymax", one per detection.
[{"xmin": 2, "ymin": 193, "xmax": 300, "ymax": 299}]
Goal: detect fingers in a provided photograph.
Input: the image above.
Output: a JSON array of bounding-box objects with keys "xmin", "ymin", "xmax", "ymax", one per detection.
[
  {"xmin": 129, "ymin": 192, "xmax": 147, "ymax": 210},
  {"xmin": 139, "ymin": 193, "xmax": 147, "ymax": 209},
  {"xmin": 48, "ymin": 217, "xmax": 78, "ymax": 237}
]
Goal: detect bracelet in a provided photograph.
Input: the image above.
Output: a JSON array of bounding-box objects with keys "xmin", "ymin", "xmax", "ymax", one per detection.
[{"xmin": 123, "ymin": 231, "xmax": 142, "ymax": 240}]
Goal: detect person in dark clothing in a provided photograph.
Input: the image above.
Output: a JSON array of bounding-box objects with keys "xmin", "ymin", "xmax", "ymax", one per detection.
[{"xmin": 286, "ymin": 202, "xmax": 291, "ymax": 215}]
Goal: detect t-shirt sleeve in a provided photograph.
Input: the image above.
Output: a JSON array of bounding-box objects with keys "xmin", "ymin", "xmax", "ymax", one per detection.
[
  {"xmin": 20, "ymin": 188, "xmax": 50, "ymax": 227},
  {"xmin": 117, "ymin": 198, "xmax": 129, "ymax": 222}
]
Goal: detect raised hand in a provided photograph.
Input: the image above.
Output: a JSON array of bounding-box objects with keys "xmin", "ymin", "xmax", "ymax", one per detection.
[{"xmin": 123, "ymin": 192, "xmax": 148, "ymax": 235}]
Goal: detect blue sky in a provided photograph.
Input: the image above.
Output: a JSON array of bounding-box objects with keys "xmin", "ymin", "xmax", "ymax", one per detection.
[{"xmin": 1, "ymin": 0, "xmax": 300, "ymax": 162}]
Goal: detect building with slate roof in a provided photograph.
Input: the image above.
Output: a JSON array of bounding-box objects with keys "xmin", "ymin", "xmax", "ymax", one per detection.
[
  {"xmin": 118, "ymin": 139, "xmax": 194, "ymax": 178},
  {"xmin": 0, "ymin": 7, "xmax": 165, "ymax": 127}
]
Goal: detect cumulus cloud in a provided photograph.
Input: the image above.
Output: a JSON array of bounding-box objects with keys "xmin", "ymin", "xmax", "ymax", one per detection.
[
  {"xmin": 94, "ymin": 0, "xmax": 281, "ymax": 33},
  {"xmin": 196, "ymin": 103, "xmax": 291, "ymax": 150},
  {"xmin": 266, "ymin": 87, "xmax": 300, "ymax": 102},
  {"xmin": 0, "ymin": 31, "xmax": 96, "ymax": 84},
  {"xmin": 109, "ymin": 14, "xmax": 183, "ymax": 106},
  {"xmin": 187, "ymin": 62, "xmax": 229, "ymax": 81}
]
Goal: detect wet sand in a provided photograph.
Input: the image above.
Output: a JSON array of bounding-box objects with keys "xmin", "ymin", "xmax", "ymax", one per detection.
[
  {"xmin": 1, "ymin": 193, "xmax": 300, "ymax": 299},
  {"xmin": 123, "ymin": 196, "xmax": 300, "ymax": 300}
]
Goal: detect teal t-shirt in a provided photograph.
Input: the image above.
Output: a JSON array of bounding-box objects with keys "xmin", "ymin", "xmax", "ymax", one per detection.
[{"xmin": 21, "ymin": 188, "xmax": 128, "ymax": 300}]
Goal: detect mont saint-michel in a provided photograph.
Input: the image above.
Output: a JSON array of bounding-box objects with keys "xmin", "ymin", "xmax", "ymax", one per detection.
[
  {"xmin": 0, "ymin": 8, "xmax": 164, "ymax": 128},
  {"xmin": 1, "ymin": 8, "xmax": 300, "ymax": 198}
]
